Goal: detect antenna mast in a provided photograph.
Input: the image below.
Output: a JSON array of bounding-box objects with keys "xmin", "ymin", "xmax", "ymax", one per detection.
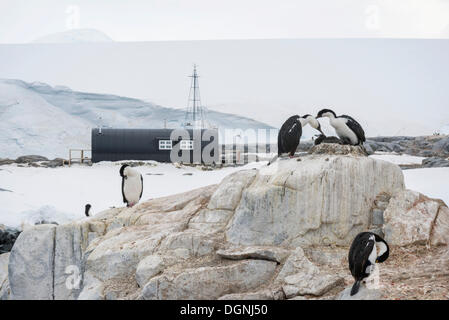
[{"xmin": 185, "ymin": 64, "xmax": 205, "ymax": 129}]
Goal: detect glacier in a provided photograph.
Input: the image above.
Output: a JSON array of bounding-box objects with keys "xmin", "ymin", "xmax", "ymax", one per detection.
[{"xmin": 0, "ymin": 79, "xmax": 274, "ymax": 159}]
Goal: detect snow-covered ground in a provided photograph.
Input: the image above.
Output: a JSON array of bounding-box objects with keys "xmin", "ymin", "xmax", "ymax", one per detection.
[
  {"xmin": 403, "ymin": 168, "xmax": 449, "ymax": 206},
  {"xmin": 1, "ymin": 153, "xmax": 447, "ymax": 230},
  {"xmin": 0, "ymin": 161, "xmax": 265, "ymax": 229},
  {"xmin": 371, "ymin": 153, "xmax": 449, "ymax": 203},
  {"xmin": 368, "ymin": 153, "xmax": 425, "ymax": 165}
]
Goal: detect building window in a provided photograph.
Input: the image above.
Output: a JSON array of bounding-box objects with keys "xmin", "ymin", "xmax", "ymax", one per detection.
[
  {"xmin": 180, "ymin": 140, "xmax": 194, "ymax": 150},
  {"xmin": 159, "ymin": 140, "xmax": 172, "ymax": 150}
]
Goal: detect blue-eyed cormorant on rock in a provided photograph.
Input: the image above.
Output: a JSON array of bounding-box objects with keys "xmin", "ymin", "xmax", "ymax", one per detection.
[
  {"xmin": 316, "ymin": 109, "xmax": 366, "ymax": 146},
  {"xmin": 348, "ymin": 232, "xmax": 389, "ymax": 296}
]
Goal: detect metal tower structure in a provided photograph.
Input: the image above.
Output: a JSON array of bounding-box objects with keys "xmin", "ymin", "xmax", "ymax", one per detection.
[{"xmin": 184, "ymin": 64, "xmax": 206, "ymax": 129}]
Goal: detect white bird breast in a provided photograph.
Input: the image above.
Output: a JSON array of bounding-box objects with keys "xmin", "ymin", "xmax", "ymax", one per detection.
[
  {"xmin": 123, "ymin": 173, "xmax": 142, "ymax": 205},
  {"xmin": 330, "ymin": 117, "xmax": 358, "ymax": 144}
]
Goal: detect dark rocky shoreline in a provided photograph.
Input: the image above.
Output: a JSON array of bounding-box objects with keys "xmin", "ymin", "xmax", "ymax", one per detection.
[
  {"xmin": 0, "ymin": 225, "xmax": 20, "ymax": 254},
  {"xmin": 0, "ymin": 155, "xmax": 67, "ymax": 168},
  {"xmin": 1, "ymin": 135, "xmax": 449, "ymax": 170},
  {"xmin": 300, "ymin": 135, "xmax": 449, "ymax": 169}
]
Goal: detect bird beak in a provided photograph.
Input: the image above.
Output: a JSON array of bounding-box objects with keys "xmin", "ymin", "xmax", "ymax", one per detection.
[{"xmin": 375, "ymin": 259, "xmax": 378, "ymax": 263}]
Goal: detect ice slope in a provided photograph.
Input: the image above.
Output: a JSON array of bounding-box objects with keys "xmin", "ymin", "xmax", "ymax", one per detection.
[
  {"xmin": 0, "ymin": 79, "xmax": 275, "ymax": 158},
  {"xmin": 0, "ymin": 80, "xmax": 91, "ymax": 159}
]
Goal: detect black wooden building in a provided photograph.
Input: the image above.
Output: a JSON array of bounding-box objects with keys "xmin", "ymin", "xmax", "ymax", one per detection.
[{"xmin": 91, "ymin": 128, "xmax": 218, "ymax": 163}]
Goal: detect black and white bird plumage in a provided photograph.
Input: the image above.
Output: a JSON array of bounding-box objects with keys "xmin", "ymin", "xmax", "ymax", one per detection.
[
  {"xmin": 348, "ymin": 232, "xmax": 389, "ymax": 296},
  {"xmin": 278, "ymin": 115, "xmax": 302, "ymax": 157},
  {"xmin": 267, "ymin": 115, "xmax": 302, "ymax": 166},
  {"xmin": 316, "ymin": 109, "xmax": 366, "ymax": 146},
  {"xmin": 119, "ymin": 164, "xmax": 144, "ymax": 207},
  {"xmin": 85, "ymin": 204, "xmax": 92, "ymax": 217}
]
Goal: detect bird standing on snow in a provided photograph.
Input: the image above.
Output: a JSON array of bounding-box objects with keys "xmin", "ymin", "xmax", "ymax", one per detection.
[
  {"xmin": 268, "ymin": 114, "xmax": 323, "ymax": 165},
  {"xmin": 348, "ymin": 232, "xmax": 389, "ymax": 296},
  {"xmin": 316, "ymin": 109, "xmax": 366, "ymax": 146},
  {"xmin": 85, "ymin": 204, "xmax": 92, "ymax": 217},
  {"xmin": 119, "ymin": 164, "xmax": 143, "ymax": 207}
]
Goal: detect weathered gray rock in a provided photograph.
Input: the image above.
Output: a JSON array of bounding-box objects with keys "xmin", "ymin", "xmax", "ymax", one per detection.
[
  {"xmin": 0, "ymin": 225, "xmax": 21, "ymax": 254},
  {"xmin": 336, "ymin": 285, "xmax": 383, "ymax": 300},
  {"xmin": 15, "ymin": 155, "xmax": 48, "ymax": 163},
  {"xmin": 53, "ymin": 222, "xmax": 91, "ymax": 300},
  {"xmin": 188, "ymin": 209, "xmax": 234, "ymax": 234},
  {"xmin": 159, "ymin": 230, "xmax": 217, "ymax": 261},
  {"xmin": 371, "ymin": 209, "xmax": 384, "ymax": 225},
  {"xmin": 227, "ymin": 153, "xmax": 404, "ymax": 246},
  {"xmin": 0, "ymin": 158, "xmax": 14, "ymax": 166},
  {"xmin": 282, "ymin": 273, "xmax": 343, "ymax": 298},
  {"xmin": 274, "ymin": 247, "xmax": 343, "ymax": 298},
  {"xmin": 85, "ymin": 224, "xmax": 177, "ymax": 282},
  {"xmin": 432, "ymin": 136, "xmax": 449, "ymax": 156},
  {"xmin": 41, "ymin": 158, "xmax": 66, "ymax": 168},
  {"xmin": 218, "ymin": 288, "xmax": 284, "ymax": 300},
  {"xmin": 207, "ymin": 170, "xmax": 257, "ymax": 211},
  {"xmin": 421, "ymin": 157, "xmax": 449, "ymax": 168},
  {"xmin": 0, "ymin": 253, "xmax": 10, "ymax": 299},
  {"xmin": 383, "ymin": 190, "xmax": 449, "ymax": 246},
  {"xmin": 217, "ymin": 246, "xmax": 291, "ymax": 263},
  {"xmin": 135, "ymin": 255, "xmax": 164, "ymax": 288},
  {"xmin": 304, "ymin": 247, "xmax": 346, "ymax": 267},
  {"xmin": 8, "ymin": 224, "xmax": 56, "ymax": 299},
  {"xmin": 275, "ymin": 247, "xmax": 319, "ymax": 282},
  {"xmin": 142, "ymin": 260, "xmax": 277, "ymax": 300},
  {"xmin": 77, "ymin": 272, "xmax": 105, "ymax": 300}
]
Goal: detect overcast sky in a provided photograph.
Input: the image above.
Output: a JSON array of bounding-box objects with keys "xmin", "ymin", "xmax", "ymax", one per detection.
[
  {"xmin": 0, "ymin": 1, "xmax": 448, "ymax": 136},
  {"xmin": 1, "ymin": 0, "xmax": 449, "ymax": 43}
]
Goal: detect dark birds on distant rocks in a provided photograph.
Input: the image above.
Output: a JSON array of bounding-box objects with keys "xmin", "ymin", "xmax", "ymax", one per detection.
[
  {"xmin": 348, "ymin": 232, "xmax": 389, "ymax": 296},
  {"xmin": 316, "ymin": 109, "xmax": 366, "ymax": 146}
]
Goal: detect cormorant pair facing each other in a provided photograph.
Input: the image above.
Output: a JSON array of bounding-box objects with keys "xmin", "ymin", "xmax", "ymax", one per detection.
[{"xmin": 272, "ymin": 108, "xmax": 365, "ymax": 164}]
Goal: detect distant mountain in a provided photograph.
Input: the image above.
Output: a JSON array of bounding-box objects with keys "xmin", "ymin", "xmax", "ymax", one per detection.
[
  {"xmin": 0, "ymin": 79, "xmax": 274, "ymax": 159},
  {"xmin": 33, "ymin": 29, "xmax": 113, "ymax": 43}
]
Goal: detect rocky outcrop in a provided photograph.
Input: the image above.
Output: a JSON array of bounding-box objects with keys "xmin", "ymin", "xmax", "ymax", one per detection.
[
  {"xmin": 274, "ymin": 247, "xmax": 344, "ymax": 298},
  {"xmin": 0, "ymin": 156, "xmax": 67, "ymax": 168},
  {"xmin": 336, "ymin": 286, "xmax": 384, "ymax": 300},
  {"xmin": 363, "ymin": 135, "xmax": 449, "ymax": 158},
  {"xmin": 421, "ymin": 157, "xmax": 449, "ymax": 168},
  {"xmin": 226, "ymin": 146, "xmax": 404, "ymax": 246},
  {"xmin": 3, "ymin": 144, "xmax": 448, "ymax": 300},
  {"xmin": 0, "ymin": 253, "xmax": 10, "ymax": 299},
  {"xmin": 142, "ymin": 260, "xmax": 277, "ymax": 300},
  {"xmin": 8, "ymin": 224, "xmax": 56, "ymax": 299},
  {"xmin": 15, "ymin": 155, "xmax": 49, "ymax": 163},
  {"xmin": 383, "ymin": 190, "xmax": 449, "ymax": 246},
  {"xmin": 0, "ymin": 225, "xmax": 21, "ymax": 254}
]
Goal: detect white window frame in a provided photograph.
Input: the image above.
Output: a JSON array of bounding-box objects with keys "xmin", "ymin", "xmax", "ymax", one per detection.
[
  {"xmin": 159, "ymin": 140, "xmax": 172, "ymax": 150},
  {"xmin": 180, "ymin": 140, "xmax": 194, "ymax": 150}
]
